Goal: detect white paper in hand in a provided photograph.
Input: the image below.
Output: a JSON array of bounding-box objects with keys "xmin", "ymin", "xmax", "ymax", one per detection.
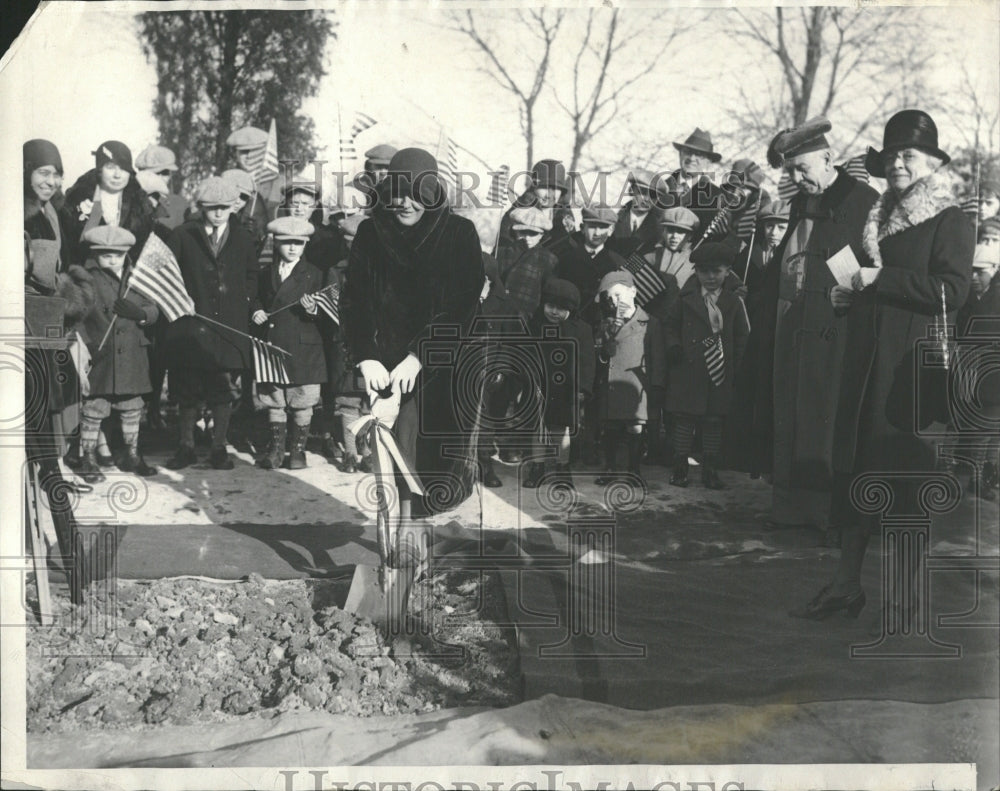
[{"xmin": 826, "ymin": 246, "xmax": 861, "ymax": 288}]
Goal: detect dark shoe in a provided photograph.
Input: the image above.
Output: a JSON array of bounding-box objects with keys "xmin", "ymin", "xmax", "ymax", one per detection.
[
  {"xmin": 96, "ymin": 451, "xmax": 115, "ymax": 467},
  {"xmin": 78, "ymin": 450, "xmax": 106, "ymax": 484},
  {"xmin": 522, "ymin": 462, "xmax": 544, "ymax": 489},
  {"xmin": 701, "ymin": 464, "xmax": 725, "ymax": 490},
  {"xmin": 323, "ymin": 434, "xmax": 343, "ymax": 462},
  {"xmin": 166, "ymin": 445, "xmax": 198, "ymax": 470},
  {"xmin": 499, "ymin": 448, "xmax": 523, "ymax": 464},
  {"xmin": 669, "ymin": 456, "xmax": 689, "ymax": 488},
  {"xmin": 358, "ymin": 456, "xmax": 373, "ymax": 474},
  {"xmin": 481, "ymin": 459, "xmax": 502, "ymax": 488},
  {"xmin": 287, "ymin": 424, "xmax": 309, "ymax": 470},
  {"xmin": 209, "ymin": 447, "xmax": 234, "ymax": 470},
  {"xmin": 119, "ymin": 450, "xmax": 157, "ymax": 477},
  {"xmin": 256, "ymin": 422, "xmax": 287, "ymax": 470},
  {"xmin": 338, "ymin": 456, "xmax": 358, "ymax": 473},
  {"xmin": 788, "ymin": 585, "xmax": 866, "ymax": 620}
]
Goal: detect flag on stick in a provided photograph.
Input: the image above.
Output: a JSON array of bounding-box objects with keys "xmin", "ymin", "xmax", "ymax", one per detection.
[
  {"xmin": 127, "ymin": 232, "xmax": 195, "ymax": 322},
  {"xmin": 439, "ymin": 135, "xmax": 459, "ymax": 188},
  {"xmin": 242, "ymin": 119, "xmax": 280, "ymax": 188},
  {"xmin": 841, "ymin": 153, "xmax": 869, "ymax": 183},
  {"xmin": 340, "ymin": 111, "xmax": 378, "ymax": 162},
  {"xmin": 487, "ymin": 165, "xmax": 509, "ymax": 205},
  {"xmin": 621, "ymin": 250, "xmax": 669, "ymax": 307},
  {"xmin": 252, "ymin": 336, "xmax": 290, "ymax": 385},
  {"xmin": 703, "ymin": 334, "xmax": 725, "ymax": 386},
  {"xmin": 313, "ymin": 283, "xmax": 340, "ymax": 325},
  {"xmin": 776, "ymin": 172, "xmax": 798, "ymax": 201}
]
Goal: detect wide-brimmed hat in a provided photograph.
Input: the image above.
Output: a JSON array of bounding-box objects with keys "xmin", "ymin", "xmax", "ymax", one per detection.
[
  {"xmin": 531, "ymin": 159, "xmax": 568, "ymax": 192},
  {"xmin": 672, "ymin": 128, "xmax": 722, "ymax": 163},
  {"xmin": 865, "ymin": 110, "xmax": 950, "ymax": 178}
]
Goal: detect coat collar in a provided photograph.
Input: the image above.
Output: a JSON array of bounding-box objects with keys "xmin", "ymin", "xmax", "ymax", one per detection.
[
  {"xmin": 862, "ymin": 169, "xmax": 958, "ymax": 266},
  {"xmin": 615, "ymin": 305, "xmax": 650, "ymax": 337}
]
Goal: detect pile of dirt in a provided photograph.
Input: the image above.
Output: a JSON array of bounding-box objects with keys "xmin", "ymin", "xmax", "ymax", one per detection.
[{"xmin": 27, "ymin": 570, "xmax": 519, "ymax": 733}]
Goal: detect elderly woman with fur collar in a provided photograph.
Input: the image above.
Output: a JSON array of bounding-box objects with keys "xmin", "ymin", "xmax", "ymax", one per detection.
[{"xmin": 792, "ymin": 110, "xmax": 975, "ymax": 622}]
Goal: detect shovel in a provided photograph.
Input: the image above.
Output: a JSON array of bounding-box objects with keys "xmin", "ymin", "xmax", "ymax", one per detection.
[{"xmin": 343, "ymin": 392, "xmax": 424, "ymax": 635}]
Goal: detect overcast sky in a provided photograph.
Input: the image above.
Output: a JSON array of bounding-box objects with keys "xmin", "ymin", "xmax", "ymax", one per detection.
[{"xmin": 3, "ymin": 1, "xmax": 999, "ymax": 191}]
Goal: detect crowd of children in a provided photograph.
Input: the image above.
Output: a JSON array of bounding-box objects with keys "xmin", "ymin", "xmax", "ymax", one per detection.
[{"xmin": 22, "ymin": 129, "xmax": 1000, "ymax": 502}]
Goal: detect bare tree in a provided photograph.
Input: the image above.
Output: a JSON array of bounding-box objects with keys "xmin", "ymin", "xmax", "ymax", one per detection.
[
  {"xmin": 451, "ymin": 9, "xmax": 565, "ymax": 171},
  {"xmin": 727, "ymin": 7, "xmax": 941, "ymax": 158},
  {"xmin": 555, "ymin": 9, "xmax": 690, "ymax": 173}
]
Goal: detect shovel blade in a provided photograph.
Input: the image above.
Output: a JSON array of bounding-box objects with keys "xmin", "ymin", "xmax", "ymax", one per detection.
[{"xmin": 344, "ymin": 564, "xmax": 413, "ymax": 635}]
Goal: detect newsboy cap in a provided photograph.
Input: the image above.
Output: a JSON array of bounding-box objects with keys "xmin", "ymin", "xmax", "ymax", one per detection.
[
  {"xmin": 135, "ymin": 145, "xmax": 178, "ymax": 172},
  {"xmin": 981, "ymin": 217, "xmax": 1000, "ymax": 237},
  {"xmin": 767, "ymin": 117, "xmax": 832, "ymax": 169},
  {"xmin": 690, "ymin": 241, "xmax": 738, "ymax": 268},
  {"xmin": 581, "ymin": 205, "xmax": 617, "ymax": 226},
  {"xmin": 82, "ymin": 225, "xmax": 136, "ymax": 252},
  {"xmin": 510, "ymin": 206, "xmax": 552, "ymax": 233},
  {"xmin": 135, "ymin": 169, "xmax": 170, "ymax": 197},
  {"xmin": 93, "ymin": 140, "xmax": 134, "ymax": 174},
  {"xmin": 596, "ymin": 269, "xmax": 636, "ymax": 297},
  {"xmin": 365, "ymin": 144, "xmax": 398, "ymax": 167},
  {"xmin": 658, "ymin": 206, "xmax": 699, "ymax": 231},
  {"xmin": 195, "ymin": 176, "xmax": 239, "ymax": 206},
  {"xmin": 268, "ymin": 216, "xmax": 315, "ymax": 240},
  {"xmin": 226, "ymin": 126, "xmax": 269, "ymax": 149},
  {"xmin": 542, "ymin": 278, "xmax": 581, "ymax": 312},
  {"xmin": 220, "ymin": 169, "xmax": 256, "ymax": 196},
  {"xmin": 758, "ymin": 199, "xmax": 791, "ymax": 224}
]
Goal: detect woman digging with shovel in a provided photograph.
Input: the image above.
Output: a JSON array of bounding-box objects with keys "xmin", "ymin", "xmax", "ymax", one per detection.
[{"xmin": 339, "ymin": 148, "xmax": 484, "ymax": 633}]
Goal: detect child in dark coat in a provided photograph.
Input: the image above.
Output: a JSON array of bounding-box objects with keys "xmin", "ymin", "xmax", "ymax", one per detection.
[
  {"xmin": 251, "ymin": 216, "xmax": 330, "ymax": 470},
  {"xmin": 76, "ymin": 226, "xmax": 159, "ymax": 482},
  {"xmin": 593, "ymin": 270, "xmax": 665, "ymax": 486},
  {"xmin": 665, "ymin": 242, "xmax": 750, "ymax": 489},
  {"xmin": 522, "ymin": 278, "xmax": 595, "ymax": 492}
]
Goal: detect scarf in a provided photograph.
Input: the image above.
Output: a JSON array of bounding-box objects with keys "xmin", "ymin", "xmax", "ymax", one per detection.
[
  {"xmin": 371, "ymin": 204, "xmax": 451, "ymax": 271},
  {"xmin": 862, "ymin": 169, "xmax": 959, "ymax": 268}
]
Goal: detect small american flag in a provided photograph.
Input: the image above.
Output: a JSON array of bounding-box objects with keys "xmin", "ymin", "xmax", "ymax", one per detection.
[
  {"xmin": 960, "ymin": 194, "xmax": 980, "ymax": 224},
  {"xmin": 127, "ymin": 232, "xmax": 195, "ymax": 322},
  {"xmin": 703, "ymin": 334, "xmax": 725, "ymax": 386},
  {"xmin": 313, "ymin": 283, "xmax": 340, "ymax": 325},
  {"xmin": 487, "ymin": 165, "xmax": 509, "ymax": 205},
  {"xmin": 340, "ymin": 111, "xmax": 378, "ymax": 162},
  {"xmin": 841, "ymin": 153, "xmax": 870, "ymax": 183},
  {"xmin": 241, "ymin": 119, "xmax": 280, "ymax": 188},
  {"xmin": 776, "ymin": 172, "xmax": 799, "ymax": 201},
  {"xmin": 621, "ymin": 250, "xmax": 669, "ymax": 307},
  {"xmin": 252, "ymin": 336, "xmax": 289, "ymax": 385},
  {"xmin": 439, "ymin": 135, "xmax": 459, "ymax": 188}
]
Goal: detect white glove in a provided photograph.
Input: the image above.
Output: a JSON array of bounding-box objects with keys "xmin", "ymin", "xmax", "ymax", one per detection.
[
  {"xmin": 851, "ymin": 268, "xmax": 880, "ymax": 290},
  {"xmin": 252, "ymin": 310, "xmax": 268, "ymax": 325},
  {"xmin": 358, "ymin": 359, "xmax": 391, "ymax": 395},
  {"xmin": 390, "ymin": 353, "xmax": 423, "ymax": 395}
]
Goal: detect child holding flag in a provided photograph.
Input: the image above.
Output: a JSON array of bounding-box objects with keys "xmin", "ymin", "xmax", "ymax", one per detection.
[
  {"xmin": 164, "ymin": 177, "xmax": 259, "ymax": 470},
  {"xmin": 664, "ymin": 242, "xmax": 750, "ymax": 489},
  {"xmin": 76, "ymin": 226, "xmax": 159, "ymax": 482},
  {"xmin": 251, "ymin": 216, "xmax": 329, "ymax": 470}
]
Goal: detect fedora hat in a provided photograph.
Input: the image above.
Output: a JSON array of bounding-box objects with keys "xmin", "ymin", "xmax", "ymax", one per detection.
[
  {"xmin": 865, "ymin": 109, "xmax": 950, "ymax": 178},
  {"xmin": 672, "ymin": 128, "xmax": 722, "ymax": 163}
]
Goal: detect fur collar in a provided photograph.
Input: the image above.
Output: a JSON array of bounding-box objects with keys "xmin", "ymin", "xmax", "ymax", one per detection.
[{"xmin": 862, "ymin": 169, "xmax": 958, "ymax": 266}]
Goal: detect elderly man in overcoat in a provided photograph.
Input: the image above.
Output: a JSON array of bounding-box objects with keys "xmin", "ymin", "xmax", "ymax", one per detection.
[{"xmin": 761, "ymin": 117, "xmax": 879, "ymax": 540}]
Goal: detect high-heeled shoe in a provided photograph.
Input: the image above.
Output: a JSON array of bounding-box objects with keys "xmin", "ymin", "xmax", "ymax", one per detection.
[{"xmin": 788, "ymin": 585, "xmax": 866, "ymax": 620}]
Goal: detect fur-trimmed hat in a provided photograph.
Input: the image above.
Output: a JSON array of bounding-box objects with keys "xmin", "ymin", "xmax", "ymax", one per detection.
[
  {"xmin": 542, "ymin": 277, "xmax": 580, "ymax": 311},
  {"xmin": 767, "ymin": 117, "xmax": 832, "ymax": 169}
]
